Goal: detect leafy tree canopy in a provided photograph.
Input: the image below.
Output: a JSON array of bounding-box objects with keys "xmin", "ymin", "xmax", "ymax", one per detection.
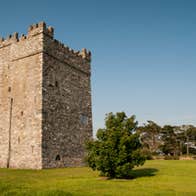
[
  {"xmin": 85, "ymin": 112, "xmax": 146, "ymax": 178},
  {"xmin": 138, "ymin": 121, "xmax": 161, "ymax": 155}
]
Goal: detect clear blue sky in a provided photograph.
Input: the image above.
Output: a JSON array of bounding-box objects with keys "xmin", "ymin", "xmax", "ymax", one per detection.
[{"xmin": 1, "ymin": 0, "xmax": 196, "ymax": 134}]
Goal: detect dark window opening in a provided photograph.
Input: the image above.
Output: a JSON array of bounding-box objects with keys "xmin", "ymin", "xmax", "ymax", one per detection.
[
  {"xmin": 55, "ymin": 154, "xmax": 61, "ymax": 161},
  {"xmin": 18, "ymin": 137, "xmax": 20, "ymax": 144},
  {"xmin": 80, "ymin": 114, "xmax": 88, "ymax": 125},
  {"xmin": 43, "ymin": 111, "xmax": 48, "ymax": 118},
  {"xmin": 21, "ymin": 111, "xmax": 23, "ymax": 116},
  {"xmin": 55, "ymin": 81, "xmax": 58, "ymax": 87},
  {"xmin": 31, "ymin": 145, "xmax": 34, "ymax": 153},
  {"xmin": 8, "ymin": 87, "xmax": 11, "ymax": 92}
]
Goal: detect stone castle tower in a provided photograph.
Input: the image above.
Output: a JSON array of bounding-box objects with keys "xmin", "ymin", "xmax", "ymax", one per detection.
[{"xmin": 0, "ymin": 22, "xmax": 92, "ymax": 169}]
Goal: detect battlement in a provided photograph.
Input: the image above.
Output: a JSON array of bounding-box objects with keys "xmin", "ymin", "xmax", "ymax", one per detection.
[
  {"xmin": 46, "ymin": 37, "xmax": 91, "ymax": 62},
  {"xmin": 0, "ymin": 22, "xmax": 53, "ymax": 45},
  {"xmin": 27, "ymin": 21, "xmax": 54, "ymax": 38},
  {"xmin": 0, "ymin": 32, "xmax": 19, "ymax": 47},
  {"xmin": 0, "ymin": 21, "xmax": 91, "ymax": 61}
]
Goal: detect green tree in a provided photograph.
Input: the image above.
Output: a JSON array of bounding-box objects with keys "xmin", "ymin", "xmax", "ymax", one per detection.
[
  {"xmin": 176, "ymin": 125, "xmax": 196, "ymax": 156},
  {"xmin": 138, "ymin": 121, "xmax": 162, "ymax": 155},
  {"xmin": 160, "ymin": 125, "xmax": 180, "ymax": 156},
  {"xmin": 85, "ymin": 112, "xmax": 145, "ymax": 178},
  {"xmin": 184, "ymin": 125, "xmax": 196, "ymax": 155}
]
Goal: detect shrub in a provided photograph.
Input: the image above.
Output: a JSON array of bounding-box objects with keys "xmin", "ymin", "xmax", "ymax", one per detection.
[
  {"xmin": 164, "ymin": 155, "xmax": 179, "ymax": 160},
  {"xmin": 85, "ymin": 112, "xmax": 146, "ymax": 178}
]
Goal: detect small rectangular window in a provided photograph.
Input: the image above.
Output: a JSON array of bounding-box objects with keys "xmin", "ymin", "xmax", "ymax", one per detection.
[{"xmin": 80, "ymin": 114, "xmax": 88, "ymax": 125}]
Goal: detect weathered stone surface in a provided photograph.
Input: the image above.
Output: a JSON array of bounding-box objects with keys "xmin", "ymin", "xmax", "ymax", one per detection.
[{"xmin": 0, "ymin": 22, "xmax": 92, "ymax": 169}]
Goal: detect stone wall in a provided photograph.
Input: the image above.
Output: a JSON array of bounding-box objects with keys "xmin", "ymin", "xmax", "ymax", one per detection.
[
  {"xmin": 0, "ymin": 36, "xmax": 12, "ymax": 168},
  {"xmin": 42, "ymin": 30, "xmax": 92, "ymax": 168},
  {"xmin": 0, "ymin": 23, "xmax": 47, "ymax": 169}
]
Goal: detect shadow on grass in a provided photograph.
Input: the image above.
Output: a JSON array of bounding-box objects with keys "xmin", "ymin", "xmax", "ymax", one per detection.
[
  {"xmin": 128, "ymin": 168, "xmax": 158, "ymax": 179},
  {"xmin": 102, "ymin": 168, "xmax": 159, "ymax": 180}
]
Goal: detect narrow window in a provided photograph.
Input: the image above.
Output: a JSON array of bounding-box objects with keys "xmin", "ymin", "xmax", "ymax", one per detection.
[
  {"xmin": 31, "ymin": 145, "xmax": 34, "ymax": 153},
  {"xmin": 55, "ymin": 154, "xmax": 61, "ymax": 161},
  {"xmin": 43, "ymin": 111, "xmax": 48, "ymax": 118},
  {"xmin": 55, "ymin": 81, "xmax": 58, "ymax": 87},
  {"xmin": 80, "ymin": 114, "xmax": 88, "ymax": 125},
  {"xmin": 18, "ymin": 137, "xmax": 20, "ymax": 144},
  {"xmin": 8, "ymin": 87, "xmax": 11, "ymax": 92}
]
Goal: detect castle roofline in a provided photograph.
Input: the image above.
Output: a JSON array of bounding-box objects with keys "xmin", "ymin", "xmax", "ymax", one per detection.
[{"xmin": 0, "ymin": 21, "xmax": 91, "ymax": 61}]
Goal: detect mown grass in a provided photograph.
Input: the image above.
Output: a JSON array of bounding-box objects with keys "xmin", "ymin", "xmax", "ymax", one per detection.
[{"xmin": 0, "ymin": 160, "xmax": 196, "ymax": 195}]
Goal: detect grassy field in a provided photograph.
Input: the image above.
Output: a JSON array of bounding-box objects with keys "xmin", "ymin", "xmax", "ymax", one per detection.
[{"xmin": 0, "ymin": 160, "xmax": 196, "ymax": 196}]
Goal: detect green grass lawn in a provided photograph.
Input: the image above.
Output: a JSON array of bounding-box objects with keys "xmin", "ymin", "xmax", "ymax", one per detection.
[{"xmin": 0, "ymin": 160, "xmax": 196, "ymax": 196}]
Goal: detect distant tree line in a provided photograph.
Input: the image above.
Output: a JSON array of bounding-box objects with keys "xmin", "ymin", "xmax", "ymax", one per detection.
[{"xmin": 138, "ymin": 121, "xmax": 196, "ymax": 159}]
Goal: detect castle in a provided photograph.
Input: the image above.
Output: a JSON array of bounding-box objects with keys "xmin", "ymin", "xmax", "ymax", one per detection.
[{"xmin": 0, "ymin": 22, "xmax": 92, "ymax": 169}]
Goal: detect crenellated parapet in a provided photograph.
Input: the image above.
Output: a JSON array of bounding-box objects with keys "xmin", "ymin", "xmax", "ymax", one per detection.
[
  {"xmin": 0, "ymin": 21, "xmax": 91, "ymax": 62},
  {"xmin": 45, "ymin": 37, "xmax": 91, "ymax": 62},
  {"xmin": 27, "ymin": 21, "xmax": 54, "ymax": 38},
  {"xmin": 43, "ymin": 36, "xmax": 91, "ymax": 75},
  {"xmin": 0, "ymin": 32, "xmax": 19, "ymax": 48},
  {"xmin": 0, "ymin": 22, "xmax": 53, "ymax": 47}
]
